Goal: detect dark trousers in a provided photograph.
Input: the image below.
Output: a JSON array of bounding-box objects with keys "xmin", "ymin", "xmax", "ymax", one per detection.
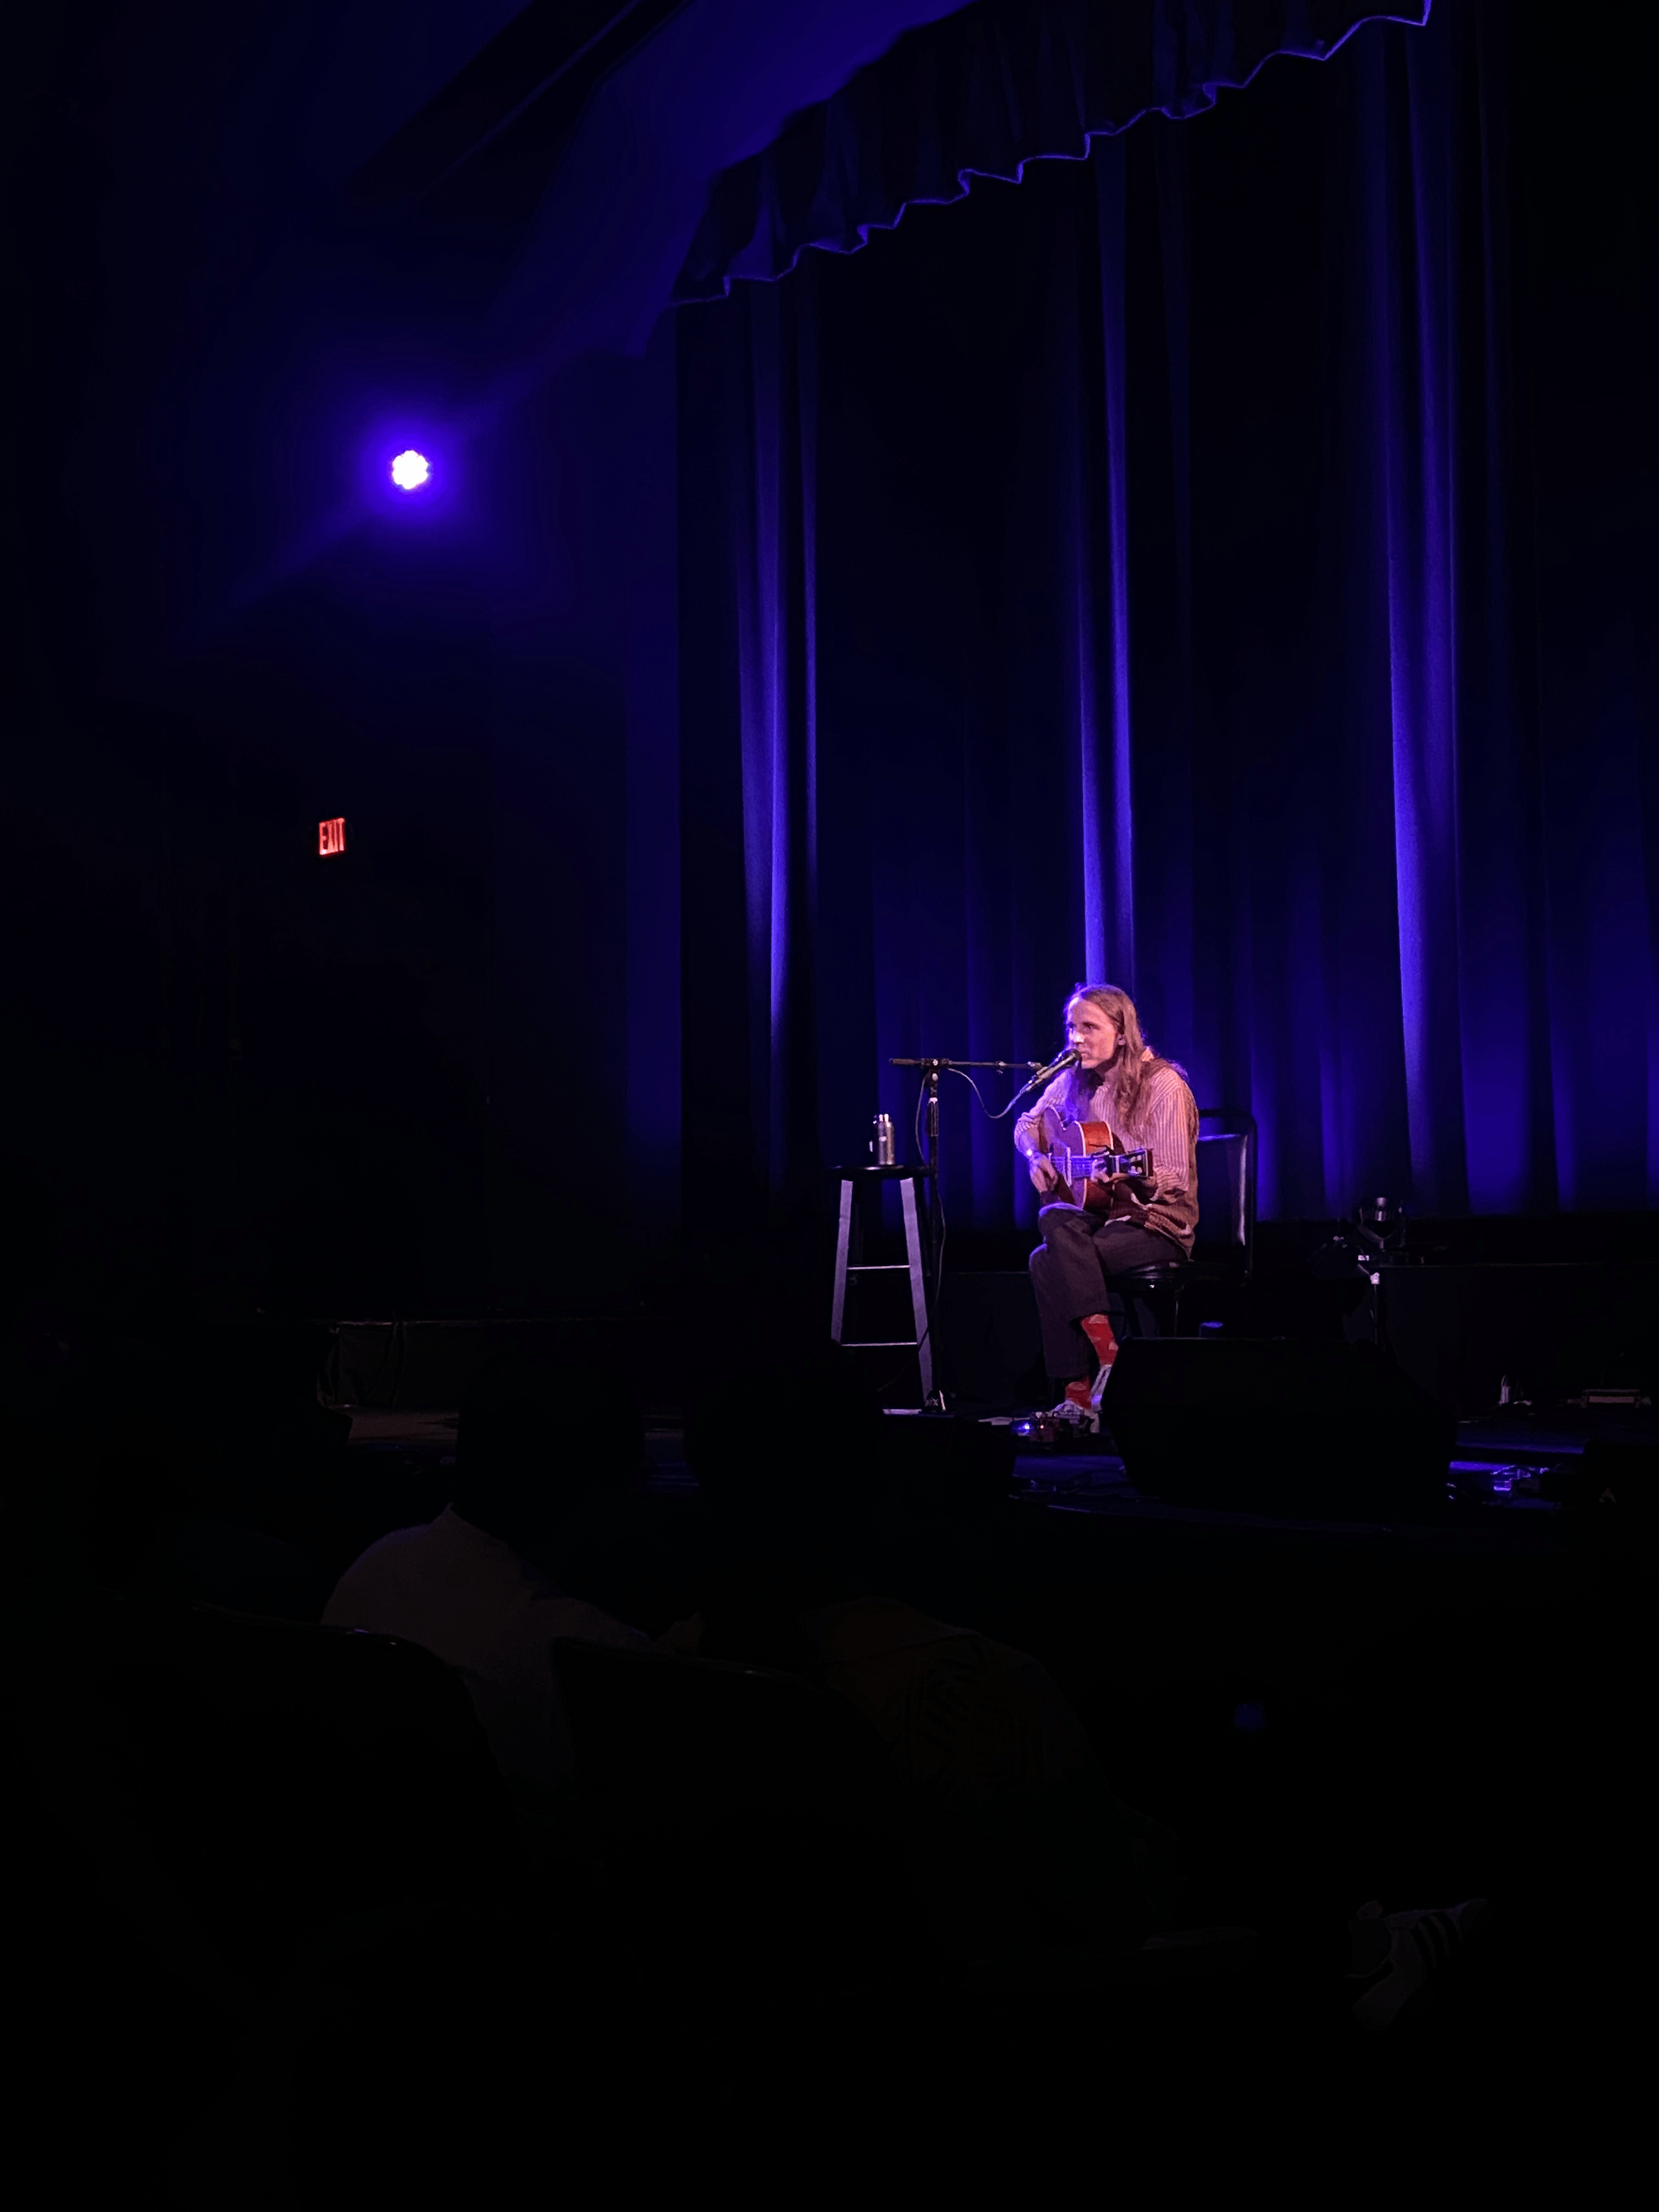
[{"xmin": 1029, "ymin": 1205, "xmax": 1188, "ymax": 1380}]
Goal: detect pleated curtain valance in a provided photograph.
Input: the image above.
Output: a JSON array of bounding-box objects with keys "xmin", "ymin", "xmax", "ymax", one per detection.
[{"xmin": 673, "ymin": 0, "xmax": 1432, "ymax": 302}]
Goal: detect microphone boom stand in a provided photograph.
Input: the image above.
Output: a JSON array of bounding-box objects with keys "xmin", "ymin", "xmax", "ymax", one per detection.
[{"xmin": 888, "ymin": 1055, "xmax": 1049, "ymax": 1410}]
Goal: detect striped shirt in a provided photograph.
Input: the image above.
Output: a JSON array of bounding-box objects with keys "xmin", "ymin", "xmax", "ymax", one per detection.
[{"xmin": 1014, "ymin": 1059, "xmax": 1200, "ymax": 1255}]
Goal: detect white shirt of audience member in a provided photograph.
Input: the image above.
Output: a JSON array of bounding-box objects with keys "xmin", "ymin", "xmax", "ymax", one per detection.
[{"xmin": 322, "ymin": 1505, "xmax": 643, "ymax": 1793}]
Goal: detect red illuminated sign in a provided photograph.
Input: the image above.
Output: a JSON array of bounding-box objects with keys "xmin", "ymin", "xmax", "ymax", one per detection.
[{"xmin": 318, "ymin": 817, "xmax": 347, "ymax": 857}]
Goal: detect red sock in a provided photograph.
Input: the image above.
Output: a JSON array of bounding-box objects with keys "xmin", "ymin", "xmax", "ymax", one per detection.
[{"xmin": 1079, "ymin": 1312, "xmax": 1119, "ymax": 1368}]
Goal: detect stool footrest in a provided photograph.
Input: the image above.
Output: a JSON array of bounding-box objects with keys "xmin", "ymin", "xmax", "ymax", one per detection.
[{"xmin": 847, "ymin": 1263, "xmax": 909, "ymax": 1273}]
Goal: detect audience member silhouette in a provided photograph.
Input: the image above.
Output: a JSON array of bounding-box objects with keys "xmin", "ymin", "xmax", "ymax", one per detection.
[
  {"xmin": 675, "ymin": 1341, "xmax": 1177, "ymax": 1957},
  {"xmin": 323, "ymin": 1345, "xmax": 647, "ymax": 1798},
  {"xmin": 674, "ymin": 1338, "xmax": 1487, "ymax": 2017},
  {"xmin": 7, "ymin": 1314, "xmax": 1489, "ymax": 2026}
]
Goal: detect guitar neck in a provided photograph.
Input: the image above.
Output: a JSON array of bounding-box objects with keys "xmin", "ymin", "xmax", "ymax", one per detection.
[
  {"xmin": 1052, "ymin": 1148, "xmax": 1150, "ymax": 1178},
  {"xmin": 1080, "ymin": 1148, "xmax": 1148, "ymax": 1180}
]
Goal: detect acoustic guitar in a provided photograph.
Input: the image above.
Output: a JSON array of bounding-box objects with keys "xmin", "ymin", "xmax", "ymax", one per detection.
[{"xmin": 1039, "ymin": 1118, "xmax": 1152, "ymax": 1212}]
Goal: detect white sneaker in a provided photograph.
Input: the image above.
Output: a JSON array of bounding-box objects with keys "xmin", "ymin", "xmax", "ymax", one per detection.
[{"xmin": 1049, "ymin": 1388, "xmax": 1101, "ymax": 1434}]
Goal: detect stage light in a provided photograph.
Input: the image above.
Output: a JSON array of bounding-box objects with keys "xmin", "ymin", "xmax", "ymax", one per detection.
[{"xmin": 390, "ymin": 449, "xmax": 430, "ymax": 491}]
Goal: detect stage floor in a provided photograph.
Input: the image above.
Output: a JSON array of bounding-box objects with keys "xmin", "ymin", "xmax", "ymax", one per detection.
[{"xmin": 331, "ymin": 1398, "xmax": 1658, "ymax": 1578}]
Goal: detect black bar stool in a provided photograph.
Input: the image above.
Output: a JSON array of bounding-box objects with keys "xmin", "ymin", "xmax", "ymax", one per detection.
[
  {"xmin": 1105, "ymin": 1259, "xmax": 1187, "ymax": 1341},
  {"xmin": 828, "ymin": 1164, "xmax": 933, "ymax": 1403}
]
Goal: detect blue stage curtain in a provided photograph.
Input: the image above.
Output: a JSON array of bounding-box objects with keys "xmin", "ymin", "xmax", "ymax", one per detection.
[
  {"xmin": 673, "ymin": 0, "xmax": 1657, "ymax": 1252},
  {"xmin": 676, "ymin": 279, "xmax": 824, "ymax": 1254}
]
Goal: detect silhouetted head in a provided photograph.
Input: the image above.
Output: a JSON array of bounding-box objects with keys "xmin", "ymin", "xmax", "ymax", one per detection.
[
  {"xmin": 680, "ymin": 1330, "xmax": 884, "ymax": 1669},
  {"xmin": 685, "ymin": 1332, "xmax": 885, "ymax": 1558},
  {"xmin": 453, "ymin": 1340, "xmax": 645, "ymax": 1554}
]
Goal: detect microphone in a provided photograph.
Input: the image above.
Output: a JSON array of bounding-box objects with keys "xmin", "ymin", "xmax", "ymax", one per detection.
[{"xmin": 1027, "ymin": 1045, "xmax": 1081, "ymax": 1086}]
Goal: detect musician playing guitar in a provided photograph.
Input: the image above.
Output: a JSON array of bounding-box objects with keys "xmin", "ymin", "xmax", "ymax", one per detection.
[{"xmin": 1014, "ymin": 984, "xmax": 1199, "ymax": 1422}]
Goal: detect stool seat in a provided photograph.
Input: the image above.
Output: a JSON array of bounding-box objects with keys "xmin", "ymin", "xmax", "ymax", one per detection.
[
  {"xmin": 828, "ymin": 1163, "xmax": 936, "ymax": 1180},
  {"xmin": 1106, "ymin": 1259, "xmax": 1189, "ymax": 1340},
  {"xmin": 829, "ymin": 1163, "xmax": 933, "ymax": 1402}
]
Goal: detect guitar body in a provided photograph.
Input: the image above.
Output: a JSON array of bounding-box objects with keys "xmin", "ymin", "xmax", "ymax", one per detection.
[{"xmin": 1043, "ymin": 1118, "xmax": 1152, "ymax": 1212}]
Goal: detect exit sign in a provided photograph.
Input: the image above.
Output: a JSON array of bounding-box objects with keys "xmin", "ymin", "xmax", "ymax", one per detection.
[{"xmin": 318, "ymin": 817, "xmax": 347, "ymax": 857}]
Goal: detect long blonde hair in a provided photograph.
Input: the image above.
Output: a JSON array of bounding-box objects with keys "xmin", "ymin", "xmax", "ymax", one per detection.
[{"xmin": 1064, "ymin": 983, "xmax": 1167, "ymax": 1126}]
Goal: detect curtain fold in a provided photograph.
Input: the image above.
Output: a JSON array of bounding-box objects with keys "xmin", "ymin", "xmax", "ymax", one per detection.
[{"xmin": 678, "ymin": 279, "xmax": 822, "ymax": 1262}]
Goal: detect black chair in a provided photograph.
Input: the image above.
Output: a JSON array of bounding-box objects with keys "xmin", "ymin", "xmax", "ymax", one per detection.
[
  {"xmin": 552, "ymin": 1638, "xmax": 921, "ymax": 1999},
  {"xmin": 1108, "ymin": 1108, "xmax": 1257, "ymax": 1339},
  {"xmin": 1192, "ymin": 1108, "xmax": 1257, "ymax": 1285},
  {"xmin": 551, "ymin": 1644, "xmax": 1265, "ymax": 2032},
  {"xmin": 40, "ymin": 1593, "xmax": 515, "ymax": 1995}
]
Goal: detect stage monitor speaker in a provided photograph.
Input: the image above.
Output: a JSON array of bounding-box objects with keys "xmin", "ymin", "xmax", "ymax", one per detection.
[
  {"xmin": 1103, "ymin": 1339, "xmax": 1455, "ymax": 1519},
  {"xmin": 876, "ymin": 1412, "xmax": 1018, "ymax": 1508}
]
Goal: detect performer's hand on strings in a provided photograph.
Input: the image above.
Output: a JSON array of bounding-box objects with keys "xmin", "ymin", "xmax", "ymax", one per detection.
[{"xmin": 1026, "ymin": 1152, "xmax": 1060, "ymax": 1195}]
